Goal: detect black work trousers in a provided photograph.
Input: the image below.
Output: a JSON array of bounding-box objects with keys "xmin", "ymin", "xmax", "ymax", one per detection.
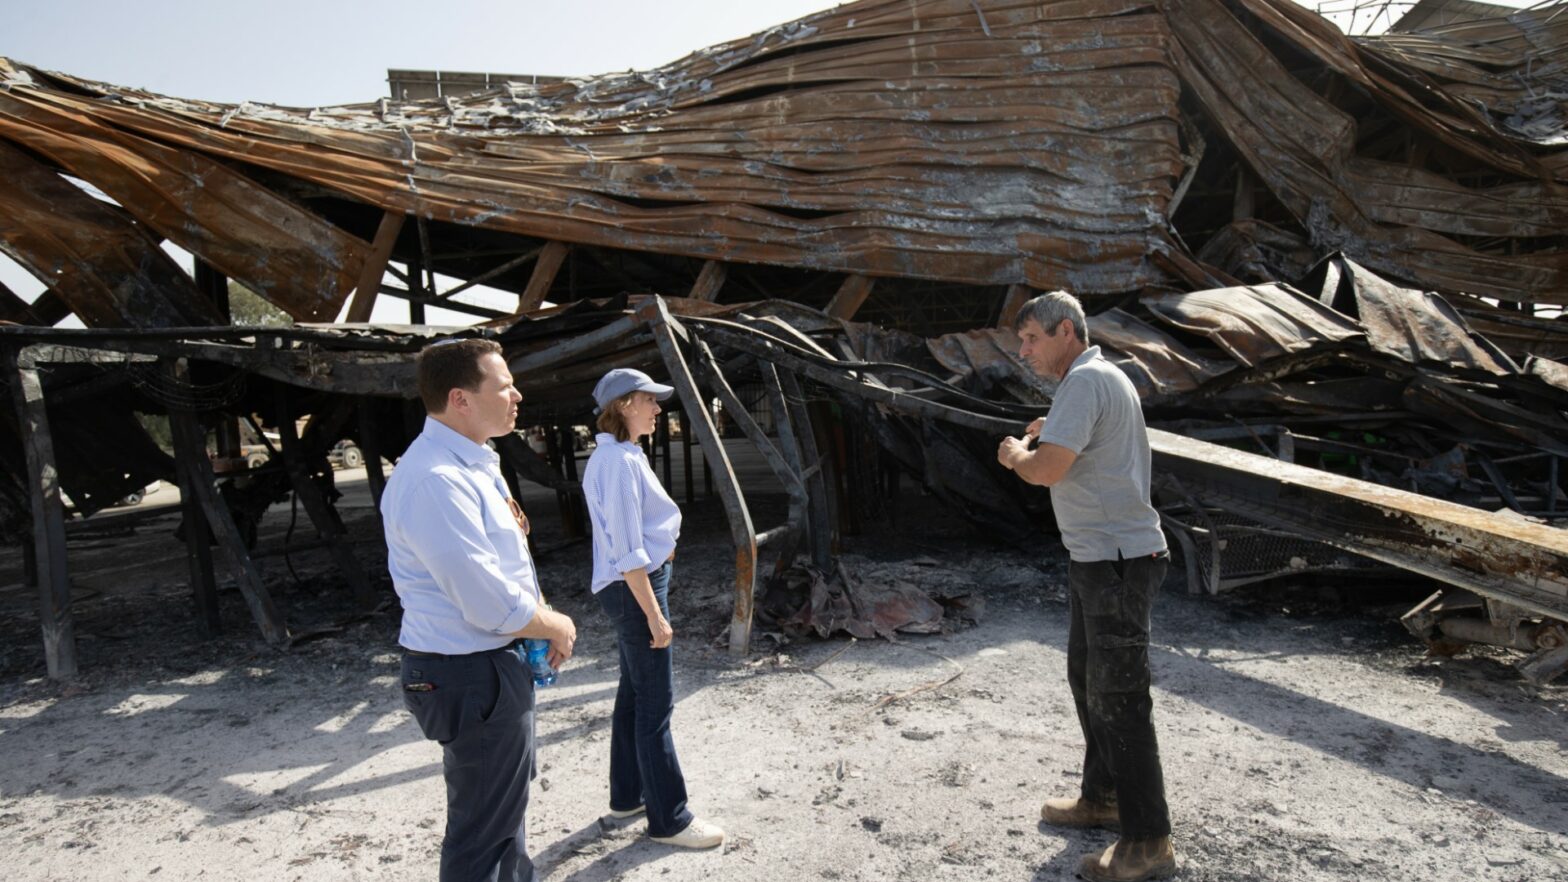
[
  {"xmin": 401, "ymin": 647, "xmax": 537, "ymax": 882},
  {"xmin": 1066, "ymin": 553, "xmax": 1172, "ymax": 839}
]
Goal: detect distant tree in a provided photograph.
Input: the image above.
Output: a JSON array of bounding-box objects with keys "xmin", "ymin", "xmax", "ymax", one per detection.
[
  {"xmin": 137, "ymin": 413, "xmax": 174, "ymax": 454},
  {"xmin": 226, "ymin": 281, "xmax": 293, "ymax": 327}
]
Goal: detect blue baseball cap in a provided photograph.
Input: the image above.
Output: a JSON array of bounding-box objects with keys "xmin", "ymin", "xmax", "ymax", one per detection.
[{"xmin": 592, "ymin": 368, "xmax": 674, "ymax": 414}]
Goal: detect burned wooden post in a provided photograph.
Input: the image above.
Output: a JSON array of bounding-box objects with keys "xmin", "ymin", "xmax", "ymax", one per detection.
[
  {"xmin": 638, "ymin": 297, "xmax": 758, "ymax": 655},
  {"xmin": 274, "ymin": 386, "xmax": 375, "ymax": 610},
  {"xmin": 759, "ymin": 362, "xmax": 812, "ymax": 575},
  {"xmin": 357, "ymin": 397, "xmax": 388, "ymax": 516},
  {"xmin": 346, "ymin": 210, "xmax": 407, "ymax": 323},
  {"xmin": 997, "ymin": 284, "xmax": 1032, "ymax": 328},
  {"xmin": 161, "ymin": 358, "xmax": 222, "ymax": 636},
  {"xmin": 165, "ymin": 360, "xmax": 290, "ymax": 647},
  {"xmin": 9, "ymin": 344, "xmax": 78, "ymax": 678}
]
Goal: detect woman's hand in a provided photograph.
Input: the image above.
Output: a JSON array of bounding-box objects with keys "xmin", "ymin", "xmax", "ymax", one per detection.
[{"xmin": 648, "ymin": 613, "xmax": 674, "ymax": 649}]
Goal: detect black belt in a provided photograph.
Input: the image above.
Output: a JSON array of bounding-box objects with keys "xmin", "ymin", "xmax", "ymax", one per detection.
[{"xmin": 403, "ymin": 641, "xmax": 518, "ymax": 660}]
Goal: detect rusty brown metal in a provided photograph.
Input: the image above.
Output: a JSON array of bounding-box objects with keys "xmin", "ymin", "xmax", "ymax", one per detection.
[
  {"xmin": 1, "ymin": 0, "xmax": 1562, "ymax": 318},
  {"xmin": 0, "ymin": 139, "xmax": 220, "ymax": 328},
  {"xmin": 637, "ymin": 297, "xmax": 759, "ymax": 654},
  {"xmin": 1166, "ymin": 0, "xmax": 1567, "ymax": 303},
  {"xmin": 0, "ymin": 3, "xmax": 1187, "ymax": 297},
  {"xmin": 0, "ymin": 79, "xmax": 371, "ymax": 322},
  {"xmin": 1150, "ymin": 429, "xmax": 1568, "ymax": 622}
]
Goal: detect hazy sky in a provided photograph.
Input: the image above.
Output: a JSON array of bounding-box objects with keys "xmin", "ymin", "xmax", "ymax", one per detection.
[{"xmin": 0, "ymin": 0, "xmax": 1534, "ymax": 324}]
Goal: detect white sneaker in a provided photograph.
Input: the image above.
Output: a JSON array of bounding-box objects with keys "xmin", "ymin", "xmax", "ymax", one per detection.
[
  {"xmin": 605, "ymin": 804, "xmax": 646, "ymax": 820},
  {"xmin": 650, "ymin": 817, "xmax": 724, "ymax": 849}
]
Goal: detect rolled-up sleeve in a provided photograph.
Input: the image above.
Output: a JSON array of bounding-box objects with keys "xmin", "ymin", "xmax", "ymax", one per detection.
[
  {"xmin": 603, "ymin": 456, "xmax": 653, "ymax": 574},
  {"xmin": 399, "ymin": 474, "xmax": 538, "ymax": 634}
]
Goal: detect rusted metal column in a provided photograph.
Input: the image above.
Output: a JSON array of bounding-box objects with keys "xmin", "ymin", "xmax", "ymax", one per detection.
[
  {"xmin": 9, "ymin": 345, "xmax": 77, "ymax": 678},
  {"xmin": 638, "ymin": 297, "xmax": 757, "ymax": 655}
]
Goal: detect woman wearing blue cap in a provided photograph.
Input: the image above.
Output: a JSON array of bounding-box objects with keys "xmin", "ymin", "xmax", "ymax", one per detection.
[{"xmin": 582, "ymin": 367, "xmax": 725, "ymax": 850}]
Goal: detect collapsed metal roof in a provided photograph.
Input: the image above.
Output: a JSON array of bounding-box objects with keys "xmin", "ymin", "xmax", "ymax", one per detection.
[
  {"xmin": 0, "ymin": 0, "xmax": 1564, "ymax": 331},
  {"xmin": 1, "ymin": 0, "xmax": 1566, "ymax": 681}
]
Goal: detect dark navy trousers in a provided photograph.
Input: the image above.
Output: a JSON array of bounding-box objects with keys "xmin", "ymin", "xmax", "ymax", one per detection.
[
  {"xmin": 596, "ymin": 561, "xmax": 694, "ymax": 838},
  {"xmin": 401, "ymin": 646, "xmax": 537, "ymax": 881},
  {"xmin": 1066, "ymin": 553, "xmax": 1173, "ymax": 839}
]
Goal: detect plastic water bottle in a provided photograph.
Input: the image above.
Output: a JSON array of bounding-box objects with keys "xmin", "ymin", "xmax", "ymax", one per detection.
[{"xmin": 522, "ymin": 638, "xmax": 557, "ymax": 687}]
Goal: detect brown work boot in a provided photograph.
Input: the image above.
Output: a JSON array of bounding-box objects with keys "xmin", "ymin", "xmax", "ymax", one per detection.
[
  {"xmin": 1041, "ymin": 796, "xmax": 1120, "ymax": 830},
  {"xmin": 1077, "ymin": 836, "xmax": 1176, "ymax": 882}
]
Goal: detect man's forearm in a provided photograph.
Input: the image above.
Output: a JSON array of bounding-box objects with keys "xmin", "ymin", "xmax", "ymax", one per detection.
[{"xmin": 514, "ymin": 605, "xmax": 571, "ymax": 641}]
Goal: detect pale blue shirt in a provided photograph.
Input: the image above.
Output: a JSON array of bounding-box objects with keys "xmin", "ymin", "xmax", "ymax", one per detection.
[
  {"xmin": 1038, "ymin": 346, "xmax": 1167, "ymax": 562},
  {"xmin": 382, "ymin": 417, "xmax": 541, "ymax": 654},
  {"xmin": 583, "ymin": 433, "xmax": 682, "ymax": 593}
]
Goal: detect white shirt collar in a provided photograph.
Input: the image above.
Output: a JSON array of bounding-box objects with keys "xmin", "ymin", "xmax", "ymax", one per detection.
[{"xmin": 424, "ymin": 416, "xmax": 499, "ymax": 467}]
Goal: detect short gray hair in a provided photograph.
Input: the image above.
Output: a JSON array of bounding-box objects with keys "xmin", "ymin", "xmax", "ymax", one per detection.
[{"xmin": 1014, "ymin": 291, "xmax": 1088, "ymax": 344}]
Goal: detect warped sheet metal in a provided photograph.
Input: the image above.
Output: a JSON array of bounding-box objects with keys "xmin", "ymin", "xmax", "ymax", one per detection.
[
  {"xmin": 1314, "ymin": 256, "xmax": 1518, "ymax": 375},
  {"xmin": 1142, "ymin": 284, "xmax": 1363, "ymax": 367},
  {"xmin": 1087, "ymin": 308, "xmax": 1233, "ymax": 399},
  {"xmin": 0, "ymin": 85, "xmax": 371, "ymax": 323},
  {"xmin": 1167, "ymin": 0, "xmax": 1568, "ymax": 303},
  {"xmin": 0, "ymin": 1, "xmax": 1188, "ymax": 296},
  {"xmin": 0, "ymin": 140, "xmax": 220, "ymax": 328},
  {"xmin": 0, "ymin": 0, "xmax": 1561, "ymax": 328}
]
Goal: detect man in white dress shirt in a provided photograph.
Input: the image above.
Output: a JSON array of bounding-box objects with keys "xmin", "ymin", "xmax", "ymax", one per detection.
[{"xmin": 382, "ymin": 338, "xmax": 576, "ymax": 882}]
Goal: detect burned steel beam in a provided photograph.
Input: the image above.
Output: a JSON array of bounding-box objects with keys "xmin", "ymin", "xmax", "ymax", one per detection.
[
  {"xmin": 507, "ymin": 314, "xmax": 644, "ymax": 375},
  {"xmin": 691, "ymin": 341, "xmax": 808, "ymax": 578},
  {"xmin": 1149, "ymin": 429, "xmax": 1568, "ymax": 622},
  {"xmin": 638, "ymin": 297, "xmax": 757, "ymax": 655}
]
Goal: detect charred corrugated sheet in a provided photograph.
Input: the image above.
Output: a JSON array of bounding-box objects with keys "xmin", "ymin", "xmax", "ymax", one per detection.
[
  {"xmin": 1165, "ymin": 0, "xmax": 1567, "ymax": 304},
  {"xmin": 0, "ymin": 1, "xmax": 1187, "ymax": 301},
  {"xmin": 1, "ymin": 0, "xmax": 1562, "ymax": 318},
  {"xmin": 0, "ymin": 140, "xmax": 220, "ymax": 328}
]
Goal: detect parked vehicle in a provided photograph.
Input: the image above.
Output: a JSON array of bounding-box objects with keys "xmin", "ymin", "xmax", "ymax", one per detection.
[
  {"xmin": 328, "ymin": 439, "xmax": 364, "ymax": 470},
  {"xmin": 113, "ymin": 481, "xmax": 162, "ymax": 507}
]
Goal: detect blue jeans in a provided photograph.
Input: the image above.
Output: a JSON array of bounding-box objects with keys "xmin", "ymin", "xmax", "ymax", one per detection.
[{"xmin": 596, "ymin": 560, "xmax": 693, "ymax": 837}]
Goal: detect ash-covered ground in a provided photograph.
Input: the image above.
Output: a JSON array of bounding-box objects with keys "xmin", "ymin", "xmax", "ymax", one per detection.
[{"xmin": 1, "ymin": 464, "xmax": 1564, "ymax": 882}]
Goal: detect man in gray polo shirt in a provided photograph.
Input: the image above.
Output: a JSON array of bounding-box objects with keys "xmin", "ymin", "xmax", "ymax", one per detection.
[{"xmin": 997, "ymin": 291, "xmax": 1175, "ymax": 882}]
